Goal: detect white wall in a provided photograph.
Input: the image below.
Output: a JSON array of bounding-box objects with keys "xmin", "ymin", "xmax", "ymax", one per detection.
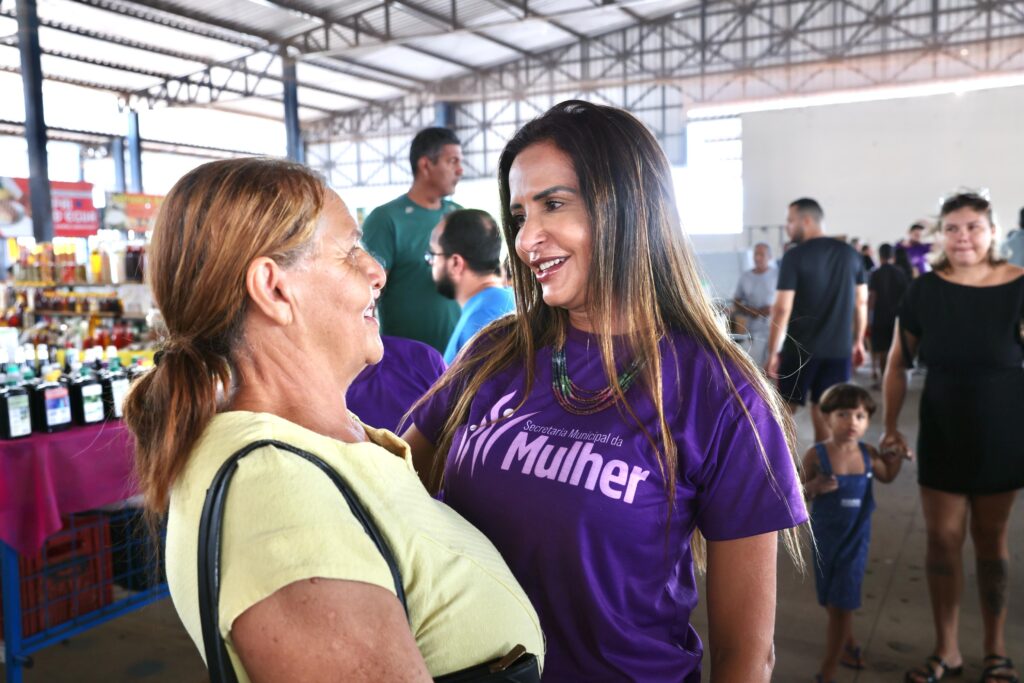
[{"xmin": 742, "ymin": 85, "xmax": 1024, "ymax": 247}]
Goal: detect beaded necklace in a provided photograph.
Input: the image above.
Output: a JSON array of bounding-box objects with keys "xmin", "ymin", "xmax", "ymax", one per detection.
[{"xmin": 551, "ymin": 346, "xmax": 644, "ymax": 415}]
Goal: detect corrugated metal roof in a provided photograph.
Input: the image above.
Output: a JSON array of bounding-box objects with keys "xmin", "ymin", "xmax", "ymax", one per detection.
[
  {"xmin": 3, "ymin": 0, "xmax": 687, "ymax": 125},
  {"xmin": 406, "ymin": 32, "xmax": 521, "ymax": 68}
]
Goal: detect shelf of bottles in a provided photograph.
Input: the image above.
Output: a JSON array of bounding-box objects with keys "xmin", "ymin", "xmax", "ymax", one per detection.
[
  {"xmin": 4, "ymin": 238, "xmax": 151, "ymax": 325},
  {"xmin": 0, "ymin": 235, "xmax": 158, "ymax": 442},
  {"xmin": 0, "ymin": 343, "xmax": 149, "ymax": 440}
]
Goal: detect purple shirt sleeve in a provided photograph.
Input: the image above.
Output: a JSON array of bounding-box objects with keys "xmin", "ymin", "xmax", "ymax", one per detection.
[
  {"xmin": 409, "ymin": 373, "xmax": 459, "ymax": 445},
  {"xmin": 694, "ymin": 384, "xmax": 808, "ymax": 541}
]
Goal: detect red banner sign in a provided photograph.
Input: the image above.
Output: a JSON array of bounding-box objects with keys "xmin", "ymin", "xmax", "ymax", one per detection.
[{"xmin": 0, "ymin": 178, "xmax": 100, "ymax": 238}]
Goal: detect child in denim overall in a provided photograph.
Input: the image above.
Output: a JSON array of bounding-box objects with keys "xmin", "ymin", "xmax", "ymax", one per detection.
[{"xmin": 803, "ymin": 383, "xmax": 904, "ymax": 683}]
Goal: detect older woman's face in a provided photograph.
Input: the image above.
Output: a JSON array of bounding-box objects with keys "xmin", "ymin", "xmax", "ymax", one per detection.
[
  {"xmin": 297, "ymin": 191, "xmax": 386, "ymax": 377},
  {"xmin": 941, "ymin": 206, "xmax": 994, "ymax": 269},
  {"xmin": 509, "ymin": 141, "xmax": 592, "ymax": 327}
]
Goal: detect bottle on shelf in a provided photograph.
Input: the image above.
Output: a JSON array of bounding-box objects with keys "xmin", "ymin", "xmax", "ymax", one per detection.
[
  {"xmin": 30, "ymin": 368, "xmax": 72, "ymax": 433},
  {"xmin": 62, "ymin": 346, "xmax": 79, "ymax": 378},
  {"xmin": 35, "ymin": 343, "xmax": 49, "ymax": 377},
  {"xmin": 0, "ymin": 364, "xmax": 32, "ymax": 439},
  {"xmin": 128, "ymin": 356, "xmax": 149, "ymax": 383},
  {"xmin": 70, "ymin": 362, "xmax": 105, "ymax": 426},
  {"xmin": 16, "ymin": 347, "xmax": 39, "ymax": 394},
  {"xmin": 102, "ymin": 355, "xmax": 130, "ymax": 420}
]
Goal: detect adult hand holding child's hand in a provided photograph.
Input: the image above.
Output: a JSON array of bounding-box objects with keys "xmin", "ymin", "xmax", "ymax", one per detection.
[{"xmin": 879, "ymin": 431, "xmax": 913, "ymax": 461}]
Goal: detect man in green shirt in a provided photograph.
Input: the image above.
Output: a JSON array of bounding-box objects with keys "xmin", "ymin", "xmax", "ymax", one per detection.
[{"xmin": 362, "ymin": 128, "xmax": 464, "ymax": 352}]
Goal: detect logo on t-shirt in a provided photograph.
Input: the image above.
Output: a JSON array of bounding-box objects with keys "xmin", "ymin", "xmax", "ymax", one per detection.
[{"xmin": 454, "ymin": 392, "xmax": 651, "ymax": 505}]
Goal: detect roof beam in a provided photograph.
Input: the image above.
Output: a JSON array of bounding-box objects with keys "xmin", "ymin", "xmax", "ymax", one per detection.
[
  {"xmin": 255, "ymin": 0, "xmax": 482, "ymax": 71},
  {"xmin": 481, "ymin": 0, "xmax": 589, "ymax": 40},
  {"xmin": 70, "ymin": 0, "xmax": 432, "ymax": 90},
  {"xmin": 0, "ymin": 7, "xmax": 216, "ymax": 65},
  {"xmin": 0, "ymin": 117, "xmax": 265, "ymax": 157},
  {"xmin": 390, "ymin": 0, "xmax": 535, "ymax": 57},
  {"xmin": 0, "ymin": 58, "xmax": 336, "ymax": 116},
  {"xmin": 32, "ymin": 16, "xmax": 377, "ymax": 102},
  {"xmin": 0, "ymin": 39, "xmax": 178, "ymax": 80},
  {"xmin": 69, "ymin": 0, "xmax": 267, "ymax": 49}
]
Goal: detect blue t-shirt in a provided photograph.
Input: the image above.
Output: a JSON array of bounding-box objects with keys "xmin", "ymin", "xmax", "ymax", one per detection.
[
  {"xmin": 443, "ymin": 287, "xmax": 515, "ymax": 364},
  {"xmin": 412, "ymin": 327, "xmax": 807, "ymax": 682}
]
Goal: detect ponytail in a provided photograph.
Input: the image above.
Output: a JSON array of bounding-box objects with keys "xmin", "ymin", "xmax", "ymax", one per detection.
[{"xmin": 123, "ymin": 341, "xmax": 234, "ymax": 512}]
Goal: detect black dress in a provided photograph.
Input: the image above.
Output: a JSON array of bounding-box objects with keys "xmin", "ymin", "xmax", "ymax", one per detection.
[{"xmin": 899, "ymin": 272, "xmax": 1024, "ymax": 494}]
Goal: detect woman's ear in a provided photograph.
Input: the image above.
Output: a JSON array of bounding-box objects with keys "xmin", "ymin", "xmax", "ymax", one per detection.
[{"xmin": 245, "ymin": 257, "xmax": 294, "ymax": 326}]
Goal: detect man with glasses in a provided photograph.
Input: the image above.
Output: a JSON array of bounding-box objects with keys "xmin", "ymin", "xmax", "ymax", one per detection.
[
  {"xmin": 427, "ymin": 209, "xmax": 514, "ymax": 364},
  {"xmin": 363, "ymin": 127, "xmax": 464, "ymax": 352}
]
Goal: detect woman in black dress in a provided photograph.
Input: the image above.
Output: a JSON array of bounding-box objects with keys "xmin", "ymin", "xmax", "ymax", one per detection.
[{"xmin": 883, "ymin": 192, "xmax": 1022, "ymax": 683}]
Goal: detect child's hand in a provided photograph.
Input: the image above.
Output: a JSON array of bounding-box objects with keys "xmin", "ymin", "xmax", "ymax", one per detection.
[
  {"xmin": 879, "ymin": 448, "xmax": 903, "ymax": 466},
  {"xmin": 807, "ymin": 473, "xmax": 839, "ymax": 498}
]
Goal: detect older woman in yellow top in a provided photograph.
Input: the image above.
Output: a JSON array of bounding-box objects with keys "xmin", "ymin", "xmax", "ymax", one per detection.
[{"xmin": 123, "ymin": 157, "xmax": 542, "ymax": 682}]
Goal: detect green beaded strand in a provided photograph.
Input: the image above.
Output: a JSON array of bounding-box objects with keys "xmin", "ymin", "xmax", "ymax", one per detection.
[{"xmin": 551, "ymin": 346, "xmax": 644, "ymax": 415}]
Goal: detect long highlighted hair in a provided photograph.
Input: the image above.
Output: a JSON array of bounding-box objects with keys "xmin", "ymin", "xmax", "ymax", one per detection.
[
  {"xmin": 123, "ymin": 157, "xmax": 326, "ymax": 514},
  {"xmin": 413, "ymin": 101, "xmax": 806, "ymax": 570}
]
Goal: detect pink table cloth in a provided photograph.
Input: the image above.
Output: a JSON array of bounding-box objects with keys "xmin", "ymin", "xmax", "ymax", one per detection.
[{"xmin": 0, "ymin": 422, "xmax": 136, "ymax": 556}]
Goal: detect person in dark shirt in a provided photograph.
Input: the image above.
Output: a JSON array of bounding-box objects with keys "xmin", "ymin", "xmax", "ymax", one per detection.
[
  {"xmin": 867, "ymin": 243, "xmax": 909, "ymax": 387},
  {"xmin": 767, "ymin": 198, "xmax": 868, "ymax": 442},
  {"xmin": 894, "ymin": 246, "xmax": 914, "ymax": 280},
  {"xmin": 882, "ymin": 192, "xmax": 1022, "ymax": 683},
  {"xmin": 861, "ymin": 244, "xmax": 876, "ymax": 272}
]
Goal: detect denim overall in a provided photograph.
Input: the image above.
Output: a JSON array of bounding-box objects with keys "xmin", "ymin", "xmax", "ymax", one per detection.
[{"xmin": 810, "ymin": 442, "xmax": 875, "ymax": 610}]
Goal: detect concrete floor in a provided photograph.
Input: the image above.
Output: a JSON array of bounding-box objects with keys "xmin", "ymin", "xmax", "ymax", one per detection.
[{"xmin": 3, "ymin": 368, "xmax": 1021, "ymax": 682}]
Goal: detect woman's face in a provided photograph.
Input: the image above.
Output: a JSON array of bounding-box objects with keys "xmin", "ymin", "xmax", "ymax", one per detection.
[
  {"xmin": 940, "ymin": 206, "xmax": 994, "ymax": 269},
  {"xmin": 509, "ymin": 141, "xmax": 593, "ymax": 327},
  {"xmin": 294, "ymin": 191, "xmax": 386, "ymax": 379}
]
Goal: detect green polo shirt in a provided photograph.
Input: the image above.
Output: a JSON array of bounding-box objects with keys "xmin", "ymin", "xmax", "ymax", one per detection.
[{"xmin": 362, "ymin": 194, "xmax": 462, "ymax": 352}]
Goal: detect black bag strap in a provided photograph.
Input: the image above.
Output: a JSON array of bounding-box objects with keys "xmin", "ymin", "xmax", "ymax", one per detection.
[{"xmin": 197, "ymin": 439, "xmax": 408, "ymax": 683}]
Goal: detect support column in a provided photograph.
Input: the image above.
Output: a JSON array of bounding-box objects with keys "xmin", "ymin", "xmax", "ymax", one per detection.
[
  {"xmin": 111, "ymin": 137, "xmax": 126, "ymax": 193},
  {"xmin": 127, "ymin": 110, "xmax": 142, "ymax": 193},
  {"xmin": 17, "ymin": 0, "xmax": 53, "ymax": 243},
  {"xmin": 282, "ymin": 54, "xmax": 304, "ymax": 163}
]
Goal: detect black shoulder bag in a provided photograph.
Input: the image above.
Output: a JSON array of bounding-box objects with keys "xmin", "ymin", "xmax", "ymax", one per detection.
[{"xmin": 197, "ymin": 439, "xmax": 540, "ymax": 683}]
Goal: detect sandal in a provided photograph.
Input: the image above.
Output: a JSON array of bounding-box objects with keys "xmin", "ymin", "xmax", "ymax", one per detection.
[
  {"xmin": 981, "ymin": 655, "xmax": 1020, "ymax": 683},
  {"xmin": 905, "ymin": 655, "xmax": 964, "ymax": 682},
  {"xmin": 841, "ymin": 643, "xmax": 867, "ymax": 670}
]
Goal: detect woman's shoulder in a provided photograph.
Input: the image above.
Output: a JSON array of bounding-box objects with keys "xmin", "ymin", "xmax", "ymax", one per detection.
[
  {"xmin": 662, "ymin": 331, "xmax": 766, "ymax": 418},
  {"xmin": 926, "ymin": 264, "xmax": 1024, "ymax": 290},
  {"xmin": 182, "ymin": 412, "xmax": 410, "ymax": 488},
  {"xmin": 996, "ymin": 263, "xmax": 1024, "ymax": 285}
]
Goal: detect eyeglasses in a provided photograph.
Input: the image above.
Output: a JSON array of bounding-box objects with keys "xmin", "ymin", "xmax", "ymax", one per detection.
[{"xmin": 424, "ymin": 250, "xmax": 448, "ymax": 265}]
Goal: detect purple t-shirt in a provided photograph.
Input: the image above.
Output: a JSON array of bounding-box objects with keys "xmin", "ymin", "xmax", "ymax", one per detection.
[
  {"xmin": 348, "ymin": 336, "xmax": 446, "ymax": 433},
  {"xmin": 900, "ymin": 241, "xmax": 932, "ymax": 274},
  {"xmin": 412, "ymin": 327, "xmax": 807, "ymax": 681}
]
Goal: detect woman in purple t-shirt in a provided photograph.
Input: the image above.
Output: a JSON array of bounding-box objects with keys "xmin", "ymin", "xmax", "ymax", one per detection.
[{"xmin": 404, "ymin": 101, "xmax": 808, "ymax": 682}]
